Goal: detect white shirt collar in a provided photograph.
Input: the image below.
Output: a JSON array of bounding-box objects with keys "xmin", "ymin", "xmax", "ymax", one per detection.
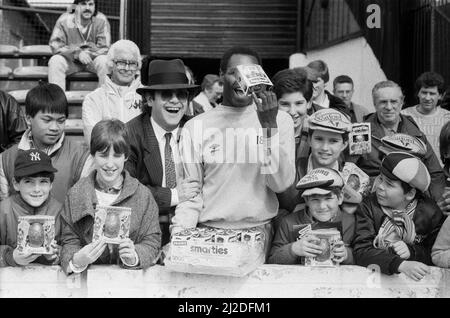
[{"xmin": 150, "ymin": 117, "xmax": 179, "ymax": 144}]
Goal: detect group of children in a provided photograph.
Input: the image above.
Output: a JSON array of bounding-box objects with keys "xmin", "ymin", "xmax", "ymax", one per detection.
[{"xmin": 1, "ymin": 70, "xmax": 450, "ymax": 283}]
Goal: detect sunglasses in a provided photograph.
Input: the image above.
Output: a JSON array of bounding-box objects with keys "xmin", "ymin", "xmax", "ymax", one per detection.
[{"xmin": 160, "ymin": 90, "xmax": 189, "ymax": 101}]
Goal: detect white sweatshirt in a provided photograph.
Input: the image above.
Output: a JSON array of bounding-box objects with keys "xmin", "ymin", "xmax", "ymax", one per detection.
[{"xmin": 171, "ymin": 104, "xmax": 295, "ymax": 231}]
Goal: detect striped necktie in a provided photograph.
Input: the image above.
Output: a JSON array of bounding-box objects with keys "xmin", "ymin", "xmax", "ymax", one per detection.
[{"xmin": 164, "ymin": 132, "xmax": 177, "ymax": 188}]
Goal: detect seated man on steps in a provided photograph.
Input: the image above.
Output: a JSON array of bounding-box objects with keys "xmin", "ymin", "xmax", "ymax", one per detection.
[{"xmin": 48, "ymin": 0, "xmax": 110, "ymax": 91}]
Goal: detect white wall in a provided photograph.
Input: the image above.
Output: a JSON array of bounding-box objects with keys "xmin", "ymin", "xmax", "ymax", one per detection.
[{"xmin": 290, "ymin": 36, "xmax": 387, "ymax": 113}]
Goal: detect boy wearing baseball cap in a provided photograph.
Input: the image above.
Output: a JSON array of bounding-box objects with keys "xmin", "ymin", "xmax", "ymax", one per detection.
[
  {"xmin": 278, "ymin": 108, "xmax": 362, "ymax": 213},
  {"xmin": 269, "ymin": 167, "xmax": 355, "ymax": 265},
  {"xmin": 0, "ymin": 149, "xmax": 61, "ymax": 267},
  {"xmin": 353, "ymin": 152, "xmax": 444, "ymax": 281}
]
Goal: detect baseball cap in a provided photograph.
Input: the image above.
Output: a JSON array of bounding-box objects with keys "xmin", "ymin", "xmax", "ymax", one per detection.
[
  {"xmin": 380, "ymin": 152, "xmax": 430, "ymax": 192},
  {"xmin": 308, "ymin": 108, "xmax": 352, "ymax": 134},
  {"xmin": 296, "ymin": 168, "xmax": 345, "ymax": 197},
  {"xmin": 14, "ymin": 149, "xmax": 57, "ymax": 178},
  {"xmin": 379, "ymin": 133, "xmax": 427, "ymax": 158}
]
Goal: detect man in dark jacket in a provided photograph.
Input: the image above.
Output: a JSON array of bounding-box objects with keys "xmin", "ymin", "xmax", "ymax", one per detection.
[
  {"xmin": 125, "ymin": 59, "xmax": 201, "ymax": 246},
  {"xmin": 0, "ymin": 90, "xmax": 27, "ymax": 153},
  {"xmin": 351, "ymin": 80, "xmax": 445, "ymax": 202}
]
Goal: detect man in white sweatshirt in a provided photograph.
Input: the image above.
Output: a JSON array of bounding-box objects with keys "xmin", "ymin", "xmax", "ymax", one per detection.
[{"xmin": 171, "ymin": 46, "xmax": 296, "ymax": 251}]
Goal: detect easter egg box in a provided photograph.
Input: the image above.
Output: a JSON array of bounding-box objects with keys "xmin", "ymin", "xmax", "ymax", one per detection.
[
  {"xmin": 92, "ymin": 206, "xmax": 131, "ymax": 244},
  {"xmin": 17, "ymin": 215, "xmax": 55, "ymax": 255}
]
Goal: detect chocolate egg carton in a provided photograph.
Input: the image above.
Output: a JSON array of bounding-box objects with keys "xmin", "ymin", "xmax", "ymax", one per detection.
[
  {"xmin": 17, "ymin": 215, "xmax": 55, "ymax": 255},
  {"xmin": 92, "ymin": 206, "xmax": 131, "ymax": 244}
]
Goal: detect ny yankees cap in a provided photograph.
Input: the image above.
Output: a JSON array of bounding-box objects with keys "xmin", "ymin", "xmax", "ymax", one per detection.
[{"xmin": 14, "ymin": 149, "xmax": 57, "ymax": 178}]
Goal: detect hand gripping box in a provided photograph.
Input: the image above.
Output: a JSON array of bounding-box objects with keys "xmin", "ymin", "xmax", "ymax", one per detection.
[
  {"xmin": 304, "ymin": 228, "xmax": 342, "ymax": 267},
  {"xmin": 165, "ymin": 227, "xmax": 265, "ymax": 277},
  {"xmin": 17, "ymin": 215, "xmax": 55, "ymax": 255}
]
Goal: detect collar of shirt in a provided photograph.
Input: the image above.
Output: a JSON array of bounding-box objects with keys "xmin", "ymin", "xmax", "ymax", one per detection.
[
  {"xmin": 150, "ymin": 117, "xmax": 179, "ymax": 144},
  {"xmin": 18, "ymin": 128, "xmax": 65, "ymax": 156},
  {"xmin": 94, "ymin": 172, "xmax": 124, "ymax": 194},
  {"xmin": 306, "ymin": 154, "xmax": 339, "ymax": 173},
  {"xmin": 377, "ymin": 114, "xmax": 402, "ymax": 137}
]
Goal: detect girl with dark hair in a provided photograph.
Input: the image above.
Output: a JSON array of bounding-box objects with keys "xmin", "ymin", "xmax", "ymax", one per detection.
[{"xmin": 60, "ymin": 119, "xmax": 161, "ymax": 275}]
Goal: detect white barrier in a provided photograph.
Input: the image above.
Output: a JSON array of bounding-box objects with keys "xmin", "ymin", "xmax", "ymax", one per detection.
[{"xmin": 1, "ymin": 264, "xmax": 450, "ymax": 298}]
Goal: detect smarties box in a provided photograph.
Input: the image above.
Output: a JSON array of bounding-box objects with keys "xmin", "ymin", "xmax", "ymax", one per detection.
[{"xmin": 165, "ymin": 227, "xmax": 265, "ymax": 277}]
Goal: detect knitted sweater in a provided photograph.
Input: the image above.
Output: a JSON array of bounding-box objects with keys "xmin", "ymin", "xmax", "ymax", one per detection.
[
  {"xmin": 171, "ymin": 104, "xmax": 295, "ymax": 231},
  {"xmin": 0, "ymin": 194, "xmax": 62, "ymax": 267},
  {"xmin": 401, "ymin": 106, "xmax": 450, "ymax": 166},
  {"xmin": 60, "ymin": 170, "xmax": 161, "ymax": 274}
]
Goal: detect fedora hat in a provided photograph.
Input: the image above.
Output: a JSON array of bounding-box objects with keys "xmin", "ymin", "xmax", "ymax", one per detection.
[{"xmin": 137, "ymin": 59, "xmax": 199, "ymax": 95}]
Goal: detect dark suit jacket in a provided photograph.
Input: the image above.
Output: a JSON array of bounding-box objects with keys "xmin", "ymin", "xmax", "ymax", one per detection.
[{"xmin": 125, "ymin": 111, "xmax": 191, "ymax": 215}]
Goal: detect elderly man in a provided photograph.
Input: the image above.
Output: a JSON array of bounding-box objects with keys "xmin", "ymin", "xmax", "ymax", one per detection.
[
  {"xmin": 333, "ymin": 75, "xmax": 370, "ymax": 123},
  {"xmin": 82, "ymin": 39, "xmax": 143, "ymax": 145},
  {"xmin": 171, "ymin": 46, "xmax": 295, "ymax": 256},
  {"xmin": 353, "ymin": 80, "xmax": 445, "ymax": 202},
  {"xmin": 192, "ymin": 74, "xmax": 223, "ymax": 115},
  {"xmin": 48, "ymin": 0, "xmax": 110, "ymax": 91},
  {"xmin": 125, "ymin": 59, "xmax": 201, "ymax": 246}
]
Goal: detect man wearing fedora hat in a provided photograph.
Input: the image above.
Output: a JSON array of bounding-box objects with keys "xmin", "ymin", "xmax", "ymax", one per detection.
[{"xmin": 125, "ymin": 59, "xmax": 201, "ymax": 246}]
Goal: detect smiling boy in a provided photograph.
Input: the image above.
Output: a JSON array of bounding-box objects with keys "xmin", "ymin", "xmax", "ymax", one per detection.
[
  {"xmin": 0, "ymin": 83, "xmax": 92, "ymax": 204},
  {"xmin": 0, "ymin": 149, "xmax": 61, "ymax": 267},
  {"xmin": 269, "ymin": 168, "xmax": 354, "ymax": 265},
  {"xmin": 353, "ymin": 152, "xmax": 444, "ymax": 281}
]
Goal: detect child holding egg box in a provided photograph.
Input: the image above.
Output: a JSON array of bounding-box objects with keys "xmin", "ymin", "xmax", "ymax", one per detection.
[
  {"xmin": 92, "ymin": 206, "xmax": 131, "ymax": 244},
  {"xmin": 17, "ymin": 215, "xmax": 55, "ymax": 255}
]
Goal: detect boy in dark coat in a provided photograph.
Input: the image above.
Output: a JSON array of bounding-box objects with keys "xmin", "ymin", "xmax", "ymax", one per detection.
[
  {"xmin": 353, "ymin": 152, "xmax": 445, "ymax": 281},
  {"xmin": 269, "ymin": 167, "xmax": 356, "ymax": 265}
]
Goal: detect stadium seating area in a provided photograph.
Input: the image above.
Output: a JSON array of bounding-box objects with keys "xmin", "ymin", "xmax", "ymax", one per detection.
[{"xmin": 0, "ymin": 44, "xmax": 99, "ymax": 146}]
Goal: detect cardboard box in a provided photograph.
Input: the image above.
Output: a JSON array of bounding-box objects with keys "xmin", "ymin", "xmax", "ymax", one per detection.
[
  {"xmin": 349, "ymin": 123, "xmax": 371, "ymax": 155},
  {"xmin": 165, "ymin": 227, "xmax": 265, "ymax": 277},
  {"xmin": 92, "ymin": 206, "xmax": 131, "ymax": 244},
  {"xmin": 234, "ymin": 64, "xmax": 273, "ymax": 95},
  {"xmin": 17, "ymin": 215, "xmax": 55, "ymax": 255}
]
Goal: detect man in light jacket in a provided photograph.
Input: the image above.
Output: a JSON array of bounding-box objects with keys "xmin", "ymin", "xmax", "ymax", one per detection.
[{"xmin": 48, "ymin": 0, "xmax": 111, "ymax": 91}]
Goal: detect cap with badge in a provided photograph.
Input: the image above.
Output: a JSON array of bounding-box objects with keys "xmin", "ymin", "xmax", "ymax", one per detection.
[
  {"xmin": 296, "ymin": 167, "xmax": 363, "ymax": 204},
  {"xmin": 296, "ymin": 167, "xmax": 344, "ymax": 197},
  {"xmin": 14, "ymin": 149, "xmax": 57, "ymax": 178},
  {"xmin": 378, "ymin": 133, "xmax": 427, "ymax": 158},
  {"xmin": 380, "ymin": 152, "xmax": 430, "ymax": 192},
  {"xmin": 308, "ymin": 109, "xmax": 351, "ymax": 134}
]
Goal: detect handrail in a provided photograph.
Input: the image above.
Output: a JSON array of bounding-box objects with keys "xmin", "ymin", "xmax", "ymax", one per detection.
[{"xmin": 0, "ymin": 4, "xmax": 120, "ymax": 21}]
